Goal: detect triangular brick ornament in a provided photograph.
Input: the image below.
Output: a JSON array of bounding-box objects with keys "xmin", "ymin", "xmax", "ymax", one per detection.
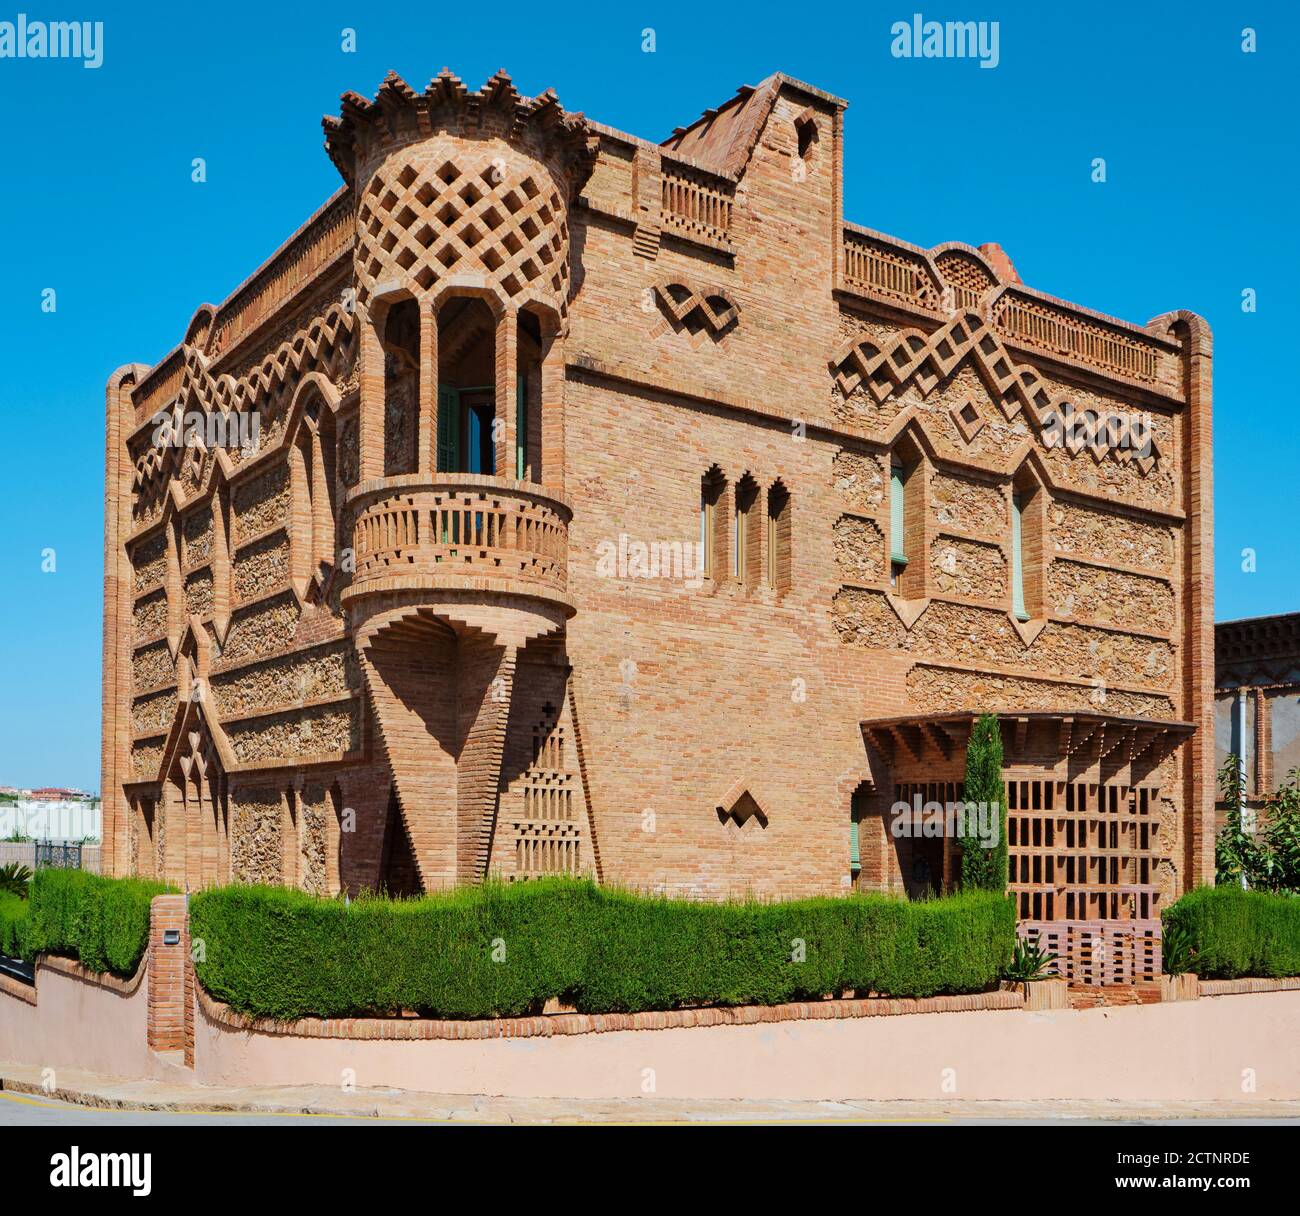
[
  {"xmin": 716, "ymin": 779, "xmax": 769, "ymax": 827},
  {"xmin": 1011, "ymin": 615, "xmax": 1047, "ymax": 647},
  {"xmin": 885, "ymin": 593, "xmax": 931, "ymax": 631}
]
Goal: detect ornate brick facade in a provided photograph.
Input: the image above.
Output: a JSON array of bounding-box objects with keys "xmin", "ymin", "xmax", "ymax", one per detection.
[{"xmin": 101, "ymin": 69, "xmax": 1215, "ymax": 919}]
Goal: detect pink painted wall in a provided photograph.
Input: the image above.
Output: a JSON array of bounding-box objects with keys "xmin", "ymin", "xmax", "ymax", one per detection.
[
  {"xmin": 6, "ymin": 963, "xmax": 1298, "ymax": 1102},
  {"xmin": 0, "ymin": 960, "xmax": 152, "ymax": 1080},
  {"xmin": 192, "ymin": 991, "xmax": 1300, "ymax": 1102}
]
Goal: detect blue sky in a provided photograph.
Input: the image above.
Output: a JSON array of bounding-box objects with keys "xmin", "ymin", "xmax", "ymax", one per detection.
[{"xmin": 0, "ymin": 1, "xmax": 1295, "ymax": 791}]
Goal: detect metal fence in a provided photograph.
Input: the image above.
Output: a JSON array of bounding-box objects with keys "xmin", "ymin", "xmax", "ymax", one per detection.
[
  {"xmin": 33, "ymin": 840, "xmax": 84, "ymax": 870},
  {"xmin": 0, "ymin": 841, "xmax": 100, "ymax": 873}
]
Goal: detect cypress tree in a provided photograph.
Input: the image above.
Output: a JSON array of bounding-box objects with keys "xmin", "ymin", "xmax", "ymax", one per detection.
[{"xmin": 960, "ymin": 713, "xmax": 1008, "ymax": 891}]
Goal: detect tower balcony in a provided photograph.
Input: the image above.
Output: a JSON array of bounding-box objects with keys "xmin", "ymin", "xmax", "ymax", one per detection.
[{"xmin": 341, "ymin": 474, "xmax": 573, "ymax": 632}]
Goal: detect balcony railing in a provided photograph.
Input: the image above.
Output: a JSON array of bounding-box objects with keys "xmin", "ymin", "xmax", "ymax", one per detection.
[
  {"xmin": 660, "ymin": 166, "xmax": 733, "ymax": 247},
  {"xmin": 349, "ymin": 475, "xmax": 570, "ymax": 598}
]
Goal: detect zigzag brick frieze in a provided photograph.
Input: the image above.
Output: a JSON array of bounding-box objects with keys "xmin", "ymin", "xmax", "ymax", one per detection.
[
  {"xmin": 829, "ymin": 311, "xmax": 1159, "ymax": 472},
  {"xmin": 131, "ymin": 303, "xmax": 357, "ymax": 504}
]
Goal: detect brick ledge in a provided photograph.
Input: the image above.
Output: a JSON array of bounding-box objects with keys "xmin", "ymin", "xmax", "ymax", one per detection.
[
  {"xmin": 0, "ymin": 971, "xmax": 36, "ymax": 1005},
  {"xmin": 1199, "ymin": 976, "xmax": 1300, "ymax": 997},
  {"xmin": 197, "ymin": 986, "xmax": 1022, "ymax": 1041}
]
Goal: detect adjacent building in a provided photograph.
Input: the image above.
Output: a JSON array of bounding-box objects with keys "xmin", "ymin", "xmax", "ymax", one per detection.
[
  {"xmin": 1215, "ymin": 613, "xmax": 1300, "ymax": 817},
  {"xmin": 102, "ymin": 68, "xmax": 1214, "ymax": 979}
]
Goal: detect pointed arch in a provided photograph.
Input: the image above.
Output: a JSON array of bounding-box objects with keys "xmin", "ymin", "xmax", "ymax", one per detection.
[{"xmin": 1010, "ymin": 457, "xmax": 1048, "ymax": 621}]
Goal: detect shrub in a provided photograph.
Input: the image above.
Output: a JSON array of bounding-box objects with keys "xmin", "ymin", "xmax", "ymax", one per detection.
[
  {"xmin": 1162, "ymin": 885, "xmax": 1300, "ymax": 979},
  {"xmin": 0, "ymin": 891, "xmax": 26, "ymax": 958},
  {"xmin": 190, "ymin": 880, "xmax": 1016, "ymax": 1021},
  {"xmin": 21, "ymin": 868, "xmax": 173, "ymax": 976},
  {"xmin": 960, "ymin": 712, "xmax": 1008, "ymax": 891},
  {"xmin": 0, "ymin": 862, "xmax": 33, "ymax": 897}
]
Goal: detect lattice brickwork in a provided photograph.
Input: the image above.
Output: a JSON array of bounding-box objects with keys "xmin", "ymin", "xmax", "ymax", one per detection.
[
  {"xmin": 355, "ymin": 158, "xmax": 569, "ymax": 311},
  {"xmin": 934, "ymin": 251, "xmax": 998, "ymax": 312},
  {"xmin": 1019, "ymin": 919, "xmax": 1162, "ymax": 986},
  {"xmin": 1007, "ymin": 778, "xmax": 1162, "ymax": 923}
]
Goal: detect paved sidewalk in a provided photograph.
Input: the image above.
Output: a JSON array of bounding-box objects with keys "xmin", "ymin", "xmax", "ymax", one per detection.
[{"xmin": 3, "ymin": 1064, "xmax": 1300, "ymax": 1124}]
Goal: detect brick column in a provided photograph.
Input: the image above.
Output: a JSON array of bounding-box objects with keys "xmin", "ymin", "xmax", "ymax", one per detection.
[
  {"xmin": 1254, "ymin": 688, "xmax": 1273, "ymax": 798},
  {"xmin": 494, "ymin": 307, "xmax": 518, "ymax": 478},
  {"xmin": 1172, "ymin": 312, "xmax": 1215, "ymax": 889},
  {"xmin": 101, "ymin": 365, "xmax": 145, "ymax": 877},
  {"xmin": 417, "ymin": 302, "xmax": 439, "ymax": 475},
  {"xmin": 358, "ymin": 312, "xmax": 385, "ymax": 481},
  {"xmin": 147, "ymin": 894, "xmax": 190, "ymax": 1061}
]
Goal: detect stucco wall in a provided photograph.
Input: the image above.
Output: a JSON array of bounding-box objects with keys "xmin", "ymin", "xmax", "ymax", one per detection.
[
  {"xmin": 0, "ymin": 959, "xmax": 152, "ymax": 1080},
  {"xmin": 191, "ymin": 991, "xmax": 1300, "ymax": 1102}
]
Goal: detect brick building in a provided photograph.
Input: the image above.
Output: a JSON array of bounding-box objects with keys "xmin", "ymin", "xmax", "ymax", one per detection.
[
  {"xmin": 1215, "ymin": 613, "xmax": 1300, "ymax": 814},
  {"xmin": 102, "ymin": 68, "xmax": 1215, "ymax": 967}
]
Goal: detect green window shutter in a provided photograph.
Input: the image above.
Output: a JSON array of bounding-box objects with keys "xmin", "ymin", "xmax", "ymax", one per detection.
[
  {"xmin": 516, "ymin": 373, "xmax": 526, "ymax": 480},
  {"xmin": 890, "ymin": 461, "xmax": 907, "ymax": 565},
  {"xmin": 849, "ymin": 818, "xmax": 861, "ymax": 873},
  {"xmin": 437, "ymin": 385, "xmax": 460, "ymax": 473},
  {"xmin": 1011, "ymin": 492, "xmax": 1029, "ymax": 620}
]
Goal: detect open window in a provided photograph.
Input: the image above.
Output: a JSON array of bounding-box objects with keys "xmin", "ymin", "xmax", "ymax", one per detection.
[{"xmin": 436, "ymin": 297, "xmax": 497, "ymax": 474}]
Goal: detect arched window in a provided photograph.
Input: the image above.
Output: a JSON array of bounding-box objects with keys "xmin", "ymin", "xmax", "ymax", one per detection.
[
  {"xmin": 1010, "ymin": 465, "xmax": 1045, "ymax": 619},
  {"xmin": 381, "ymin": 299, "xmax": 420, "ymax": 477},
  {"xmin": 437, "ymin": 297, "xmax": 497, "ymax": 474},
  {"xmin": 700, "ymin": 466, "xmax": 726, "ymax": 578},
  {"xmin": 888, "ymin": 435, "xmax": 925, "ymax": 598}
]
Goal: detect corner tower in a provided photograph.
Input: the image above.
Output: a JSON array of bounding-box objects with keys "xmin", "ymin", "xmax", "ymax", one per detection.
[{"xmin": 323, "ymin": 70, "xmax": 597, "ymax": 888}]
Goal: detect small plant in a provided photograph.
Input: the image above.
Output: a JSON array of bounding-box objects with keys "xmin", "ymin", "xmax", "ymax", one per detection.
[
  {"xmin": 1162, "ymin": 923, "xmax": 1196, "ymax": 977},
  {"xmin": 1005, "ymin": 936, "xmax": 1059, "ymax": 981},
  {"xmin": 0, "ymin": 863, "xmax": 33, "ymax": 898}
]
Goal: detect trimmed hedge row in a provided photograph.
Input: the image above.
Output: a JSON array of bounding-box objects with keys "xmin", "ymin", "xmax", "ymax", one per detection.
[
  {"xmin": 1163, "ymin": 886, "xmax": 1300, "ymax": 979},
  {"xmin": 0, "ymin": 891, "xmax": 25, "ymax": 958},
  {"xmin": 190, "ymin": 880, "xmax": 1017, "ymax": 1021},
  {"xmin": 21, "ymin": 868, "xmax": 173, "ymax": 976}
]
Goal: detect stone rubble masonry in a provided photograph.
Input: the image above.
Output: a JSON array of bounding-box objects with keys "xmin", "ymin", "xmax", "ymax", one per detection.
[{"xmin": 100, "ymin": 67, "xmax": 1215, "ymax": 909}]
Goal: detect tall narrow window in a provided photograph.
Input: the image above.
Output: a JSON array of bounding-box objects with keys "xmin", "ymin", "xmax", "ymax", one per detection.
[
  {"xmin": 766, "ymin": 480, "xmax": 791, "ymax": 593},
  {"xmin": 890, "ymin": 459, "xmax": 907, "ymax": 588},
  {"xmin": 734, "ymin": 498, "xmax": 747, "ymax": 580},
  {"xmin": 734, "ymin": 474, "xmax": 759, "ymax": 586},
  {"xmin": 700, "ymin": 466, "xmax": 725, "ymax": 577},
  {"xmin": 1010, "ymin": 467, "xmax": 1045, "ymax": 619},
  {"xmin": 1011, "ymin": 492, "xmax": 1029, "ymax": 621}
]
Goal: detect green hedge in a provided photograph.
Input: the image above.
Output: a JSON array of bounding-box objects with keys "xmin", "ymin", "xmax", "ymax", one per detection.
[
  {"xmin": 190, "ymin": 880, "xmax": 1016, "ymax": 1021},
  {"xmin": 0, "ymin": 891, "xmax": 26, "ymax": 958},
  {"xmin": 1163, "ymin": 886, "xmax": 1300, "ymax": 979},
  {"xmin": 21, "ymin": 869, "xmax": 173, "ymax": 976}
]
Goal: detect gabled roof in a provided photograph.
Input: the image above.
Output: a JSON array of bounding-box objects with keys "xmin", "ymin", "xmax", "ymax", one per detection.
[{"xmin": 660, "ymin": 72, "xmax": 847, "ymax": 180}]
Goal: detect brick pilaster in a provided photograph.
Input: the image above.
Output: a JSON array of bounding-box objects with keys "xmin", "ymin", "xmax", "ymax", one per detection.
[{"xmin": 147, "ymin": 894, "xmax": 191, "ymax": 1062}]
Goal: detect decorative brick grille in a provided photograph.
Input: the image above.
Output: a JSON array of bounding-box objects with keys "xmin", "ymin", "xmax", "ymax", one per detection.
[
  {"xmin": 993, "ymin": 294, "xmax": 1159, "ymax": 383},
  {"xmin": 660, "ymin": 165, "xmax": 733, "ymax": 246},
  {"xmin": 355, "ymin": 159, "xmax": 569, "ymax": 311},
  {"xmin": 1007, "ymin": 779, "xmax": 1163, "ymax": 924},
  {"xmin": 1019, "ymin": 918, "xmax": 1162, "ymax": 986},
  {"xmin": 842, "ymin": 232, "xmax": 940, "ymax": 310}
]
